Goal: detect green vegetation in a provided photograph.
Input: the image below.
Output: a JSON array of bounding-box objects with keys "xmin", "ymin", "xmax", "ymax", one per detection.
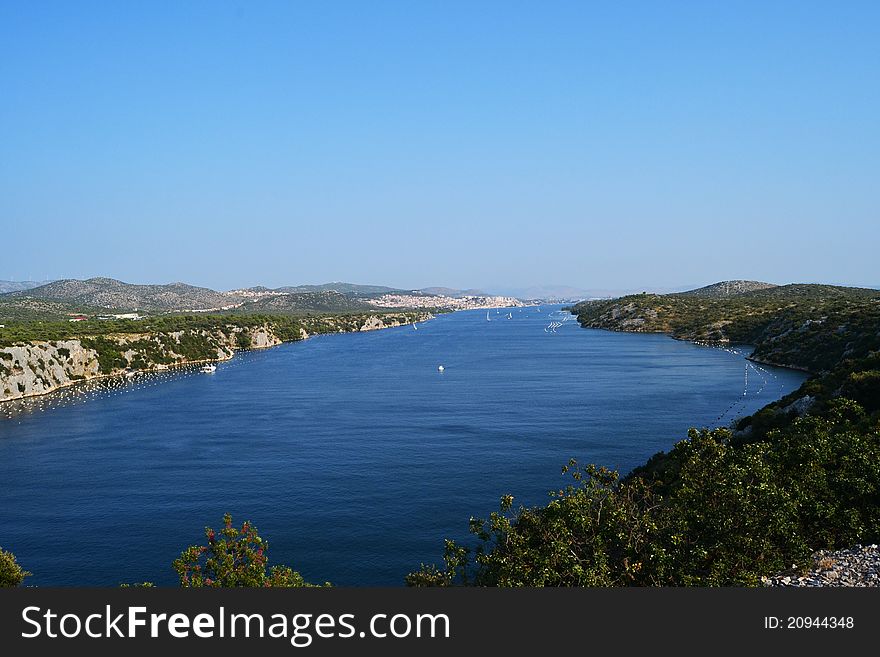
[
  {"xmin": 0, "ymin": 546, "xmax": 31, "ymax": 587},
  {"xmin": 172, "ymin": 514, "xmax": 326, "ymax": 587},
  {"xmin": 235, "ymin": 330, "xmax": 252, "ymax": 349},
  {"xmin": 571, "ymin": 284, "xmax": 880, "ymax": 372},
  {"xmin": 221, "ymin": 291, "xmax": 381, "ymax": 314},
  {"xmin": 0, "ymin": 312, "xmax": 424, "ymax": 349}
]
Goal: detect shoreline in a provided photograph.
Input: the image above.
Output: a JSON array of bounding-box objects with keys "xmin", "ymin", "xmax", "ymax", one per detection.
[
  {"xmin": 0, "ymin": 340, "xmax": 263, "ymax": 406},
  {"xmin": 568, "ymin": 317, "xmax": 815, "ymax": 376},
  {"xmin": 0, "ymin": 313, "xmax": 430, "ymax": 405}
]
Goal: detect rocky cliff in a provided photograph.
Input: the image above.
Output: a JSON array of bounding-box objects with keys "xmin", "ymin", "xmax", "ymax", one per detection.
[
  {"xmin": 0, "ymin": 313, "xmax": 429, "ymax": 402},
  {"xmin": 0, "ymin": 324, "xmax": 277, "ymax": 402}
]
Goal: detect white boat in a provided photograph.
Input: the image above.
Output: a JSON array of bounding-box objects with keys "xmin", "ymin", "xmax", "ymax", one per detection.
[
  {"xmin": 200, "ymin": 364, "xmax": 217, "ymax": 374},
  {"xmin": 437, "ymin": 365, "xmax": 445, "ymax": 372}
]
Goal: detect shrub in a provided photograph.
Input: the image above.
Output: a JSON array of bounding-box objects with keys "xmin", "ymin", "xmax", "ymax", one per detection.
[
  {"xmin": 235, "ymin": 331, "xmax": 252, "ymax": 349},
  {"xmin": 0, "ymin": 547, "xmax": 31, "ymax": 587},
  {"xmin": 172, "ymin": 514, "xmax": 326, "ymax": 587}
]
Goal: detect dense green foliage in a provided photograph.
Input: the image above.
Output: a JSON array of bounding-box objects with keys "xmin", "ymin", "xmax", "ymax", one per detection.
[
  {"xmin": 172, "ymin": 514, "xmax": 325, "ymax": 587},
  {"xmin": 0, "ymin": 546, "xmax": 31, "ymax": 587}
]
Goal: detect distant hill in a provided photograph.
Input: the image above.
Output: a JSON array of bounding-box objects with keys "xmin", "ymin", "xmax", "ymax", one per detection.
[
  {"xmin": 224, "ymin": 291, "xmax": 378, "ymax": 315},
  {"xmin": 0, "ymin": 277, "xmax": 528, "ymax": 319},
  {"xmin": 0, "ymin": 297, "xmax": 109, "ymax": 323},
  {"xmin": 273, "ymin": 282, "xmax": 403, "ymax": 296},
  {"xmin": 674, "ymin": 280, "xmax": 778, "ymax": 297},
  {"xmin": 0, "ymin": 280, "xmax": 51, "ymax": 294},
  {"xmin": 495, "ymin": 285, "xmax": 596, "ymax": 301},
  {"xmin": 3, "ymin": 277, "xmax": 238, "ymax": 312},
  {"xmin": 418, "ymin": 287, "xmax": 488, "ymax": 298}
]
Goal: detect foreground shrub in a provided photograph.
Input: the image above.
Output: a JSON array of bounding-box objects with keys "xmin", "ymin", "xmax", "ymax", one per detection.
[
  {"xmin": 0, "ymin": 547, "xmax": 31, "ymax": 587},
  {"xmin": 408, "ymin": 464, "xmax": 672, "ymax": 586},
  {"xmin": 173, "ymin": 514, "xmax": 326, "ymax": 587}
]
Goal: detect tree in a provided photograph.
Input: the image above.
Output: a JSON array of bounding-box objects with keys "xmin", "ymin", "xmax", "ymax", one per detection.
[
  {"xmin": 0, "ymin": 547, "xmax": 31, "ymax": 587},
  {"xmin": 172, "ymin": 514, "xmax": 326, "ymax": 587}
]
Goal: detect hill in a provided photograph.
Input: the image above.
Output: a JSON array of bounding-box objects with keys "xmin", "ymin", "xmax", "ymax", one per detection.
[
  {"xmin": 0, "ymin": 297, "xmax": 109, "ymax": 323},
  {"xmin": 570, "ymin": 282, "xmax": 880, "ymax": 373},
  {"xmin": 503, "ymin": 285, "xmax": 593, "ymax": 301},
  {"xmin": 673, "ymin": 280, "xmax": 777, "ymax": 297},
  {"xmin": 0, "ymin": 277, "xmax": 473, "ymax": 320},
  {"xmin": 3, "ymin": 278, "xmax": 240, "ymax": 313},
  {"xmin": 418, "ymin": 287, "xmax": 488, "ymax": 298},
  {"xmin": 273, "ymin": 282, "xmax": 403, "ymax": 296},
  {"xmin": 223, "ymin": 291, "xmax": 379, "ymax": 315},
  {"xmin": 0, "ymin": 280, "xmax": 51, "ymax": 294}
]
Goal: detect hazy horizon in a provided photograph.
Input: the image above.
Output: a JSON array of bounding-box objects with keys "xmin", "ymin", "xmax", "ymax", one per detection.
[
  {"xmin": 3, "ymin": 2, "xmax": 878, "ymax": 292},
  {"xmin": 2, "ymin": 275, "xmax": 878, "ymax": 300}
]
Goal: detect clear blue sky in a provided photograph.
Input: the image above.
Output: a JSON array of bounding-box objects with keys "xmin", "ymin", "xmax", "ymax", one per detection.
[{"xmin": 2, "ymin": 1, "xmax": 878, "ymax": 292}]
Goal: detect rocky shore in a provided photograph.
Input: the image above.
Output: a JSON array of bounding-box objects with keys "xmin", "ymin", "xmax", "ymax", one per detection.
[
  {"xmin": 763, "ymin": 545, "xmax": 880, "ymax": 587},
  {"xmin": 0, "ymin": 313, "xmax": 430, "ymax": 403}
]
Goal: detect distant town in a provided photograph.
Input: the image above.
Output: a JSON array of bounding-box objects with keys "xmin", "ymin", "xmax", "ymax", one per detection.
[{"xmin": 366, "ymin": 293, "xmax": 525, "ymax": 311}]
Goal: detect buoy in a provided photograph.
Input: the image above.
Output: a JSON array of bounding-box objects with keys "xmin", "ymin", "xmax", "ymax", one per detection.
[{"xmin": 438, "ymin": 365, "xmax": 445, "ymax": 372}]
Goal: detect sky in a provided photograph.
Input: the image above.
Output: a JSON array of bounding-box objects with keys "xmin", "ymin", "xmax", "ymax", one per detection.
[{"xmin": 1, "ymin": 1, "xmax": 878, "ymax": 293}]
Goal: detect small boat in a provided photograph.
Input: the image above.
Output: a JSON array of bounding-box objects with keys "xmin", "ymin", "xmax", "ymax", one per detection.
[
  {"xmin": 437, "ymin": 365, "xmax": 445, "ymax": 372},
  {"xmin": 200, "ymin": 364, "xmax": 217, "ymax": 374}
]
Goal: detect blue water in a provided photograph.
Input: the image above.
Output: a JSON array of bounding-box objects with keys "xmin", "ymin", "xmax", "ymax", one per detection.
[{"xmin": 0, "ymin": 307, "xmax": 807, "ymax": 586}]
